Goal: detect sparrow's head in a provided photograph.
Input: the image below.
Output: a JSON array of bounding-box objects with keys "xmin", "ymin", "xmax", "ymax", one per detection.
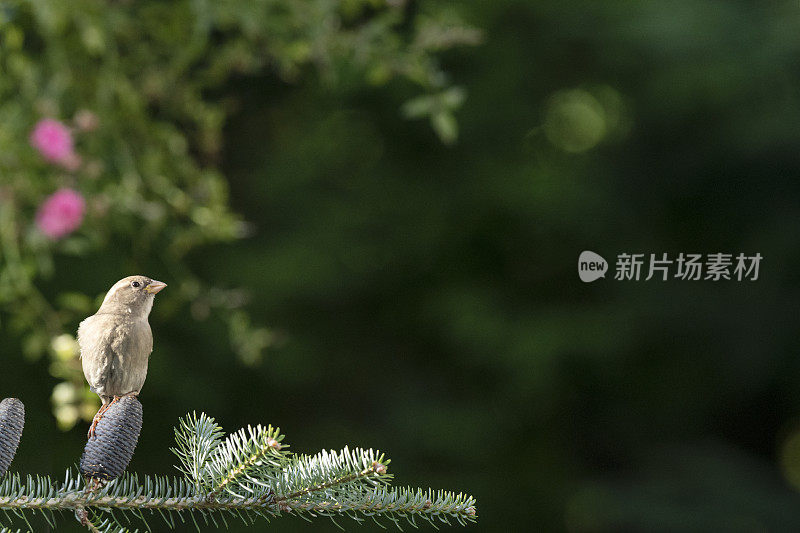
[{"xmin": 99, "ymin": 275, "xmax": 167, "ymax": 317}]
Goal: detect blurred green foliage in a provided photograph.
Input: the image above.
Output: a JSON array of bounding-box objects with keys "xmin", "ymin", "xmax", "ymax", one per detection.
[
  {"xmin": 4, "ymin": 0, "xmax": 800, "ymax": 532},
  {"xmin": 0, "ymin": 0, "xmax": 476, "ymax": 432}
]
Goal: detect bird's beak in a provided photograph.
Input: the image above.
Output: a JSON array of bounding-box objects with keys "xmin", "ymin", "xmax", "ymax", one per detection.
[{"xmin": 144, "ymin": 280, "xmax": 167, "ymax": 294}]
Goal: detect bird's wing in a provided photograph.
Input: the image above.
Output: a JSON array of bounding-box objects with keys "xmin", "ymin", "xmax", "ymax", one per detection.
[{"xmin": 78, "ymin": 315, "xmax": 117, "ymax": 395}]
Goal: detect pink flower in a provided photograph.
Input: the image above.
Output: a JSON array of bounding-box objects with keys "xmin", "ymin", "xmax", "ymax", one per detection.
[
  {"xmin": 29, "ymin": 119, "xmax": 78, "ymax": 167},
  {"xmin": 36, "ymin": 189, "xmax": 85, "ymax": 239}
]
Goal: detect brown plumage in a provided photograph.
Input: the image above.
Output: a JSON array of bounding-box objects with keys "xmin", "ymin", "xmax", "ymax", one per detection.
[{"xmin": 78, "ymin": 275, "xmax": 166, "ymax": 438}]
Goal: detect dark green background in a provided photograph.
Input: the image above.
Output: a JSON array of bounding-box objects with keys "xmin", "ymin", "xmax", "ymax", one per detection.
[{"xmin": 7, "ymin": 0, "xmax": 800, "ymax": 531}]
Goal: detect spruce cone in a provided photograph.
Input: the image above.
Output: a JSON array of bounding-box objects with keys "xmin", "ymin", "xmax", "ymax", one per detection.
[
  {"xmin": 80, "ymin": 396, "xmax": 142, "ymax": 482},
  {"xmin": 0, "ymin": 398, "xmax": 25, "ymax": 478}
]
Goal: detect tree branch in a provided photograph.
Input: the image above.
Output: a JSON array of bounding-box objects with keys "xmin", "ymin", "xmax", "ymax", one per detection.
[{"xmin": 0, "ymin": 408, "xmax": 477, "ymax": 531}]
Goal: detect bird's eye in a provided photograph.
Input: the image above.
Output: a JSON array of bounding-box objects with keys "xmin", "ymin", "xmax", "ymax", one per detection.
[{"xmin": 131, "ymin": 281, "xmax": 141, "ymax": 288}]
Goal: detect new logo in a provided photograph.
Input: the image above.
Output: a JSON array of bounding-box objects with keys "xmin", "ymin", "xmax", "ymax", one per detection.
[{"xmin": 578, "ymin": 250, "xmax": 608, "ymax": 282}]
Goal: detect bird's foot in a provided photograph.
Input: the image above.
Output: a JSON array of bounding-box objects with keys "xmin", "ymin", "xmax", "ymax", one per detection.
[
  {"xmin": 87, "ymin": 397, "xmax": 121, "ymax": 439},
  {"xmin": 87, "ymin": 409, "xmax": 104, "ymax": 439}
]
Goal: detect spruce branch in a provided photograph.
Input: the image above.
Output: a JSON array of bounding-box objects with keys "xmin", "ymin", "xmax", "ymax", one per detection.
[
  {"xmin": 170, "ymin": 413, "xmax": 226, "ymax": 490},
  {"xmin": 0, "ymin": 413, "xmax": 476, "ymax": 531}
]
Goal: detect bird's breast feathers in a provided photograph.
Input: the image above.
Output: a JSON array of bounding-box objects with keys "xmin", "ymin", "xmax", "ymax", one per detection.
[
  {"xmin": 79, "ymin": 313, "xmax": 153, "ymax": 397},
  {"xmin": 78, "ymin": 314, "xmax": 153, "ymax": 361}
]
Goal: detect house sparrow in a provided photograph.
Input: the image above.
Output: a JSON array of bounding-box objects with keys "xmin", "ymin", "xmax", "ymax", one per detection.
[{"xmin": 78, "ymin": 275, "xmax": 166, "ymax": 438}]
